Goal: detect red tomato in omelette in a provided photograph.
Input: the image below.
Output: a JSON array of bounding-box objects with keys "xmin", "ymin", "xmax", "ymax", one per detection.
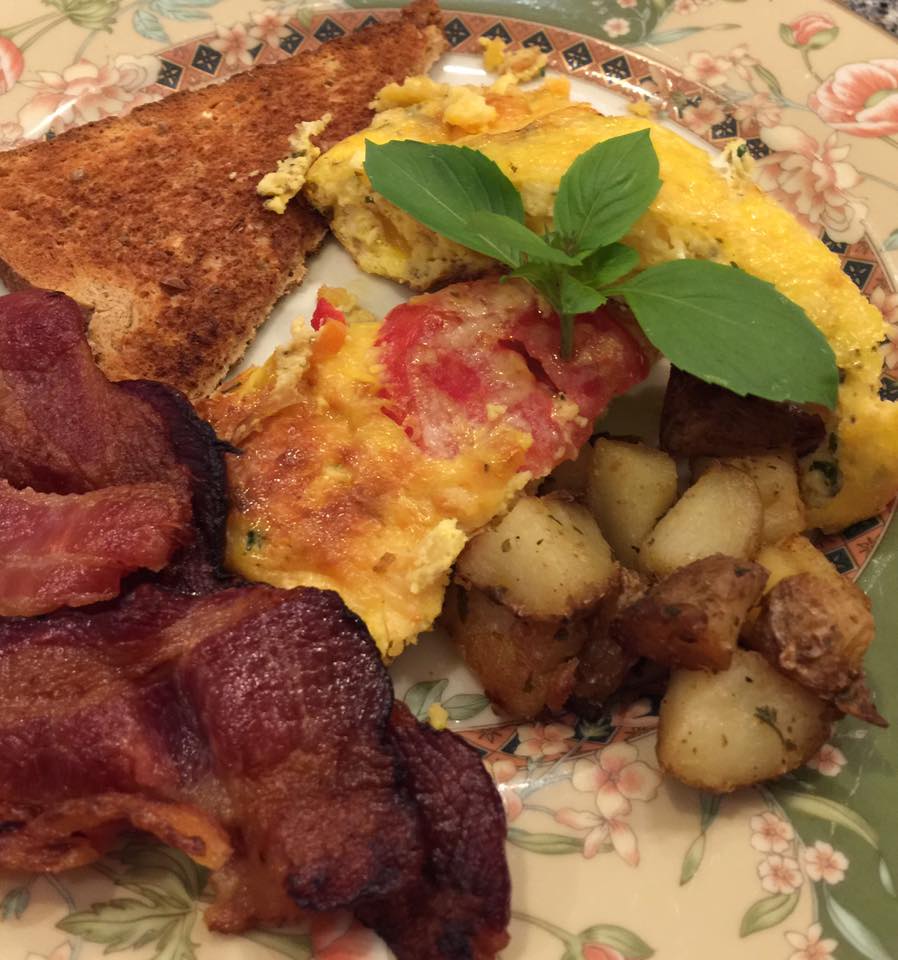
[{"xmin": 375, "ymin": 277, "xmax": 648, "ymax": 476}]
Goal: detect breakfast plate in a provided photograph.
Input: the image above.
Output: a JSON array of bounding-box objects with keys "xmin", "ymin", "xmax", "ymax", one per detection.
[{"xmin": 0, "ymin": 2, "xmax": 897, "ymax": 959}]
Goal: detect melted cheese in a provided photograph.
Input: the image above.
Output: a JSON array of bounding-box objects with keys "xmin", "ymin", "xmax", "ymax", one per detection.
[
  {"xmin": 305, "ymin": 87, "xmax": 898, "ymax": 531},
  {"xmin": 202, "ymin": 317, "xmax": 531, "ymax": 660}
]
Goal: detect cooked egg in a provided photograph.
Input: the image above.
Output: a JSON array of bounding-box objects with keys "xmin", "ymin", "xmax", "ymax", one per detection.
[
  {"xmin": 304, "ymin": 80, "xmax": 898, "ymax": 532},
  {"xmin": 258, "ymin": 114, "xmax": 331, "ymax": 214},
  {"xmin": 201, "ymin": 297, "xmax": 533, "ymax": 660}
]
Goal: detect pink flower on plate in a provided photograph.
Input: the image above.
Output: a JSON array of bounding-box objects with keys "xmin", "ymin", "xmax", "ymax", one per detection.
[
  {"xmin": 484, "ymin": 756, "xmax": 523, "ymax": 821},
  {"xmin": 515, "ymin": 722, "xmax": 575, "ymax": 760},
  {"xmin": 611, "ymin": 698, "xmax": 658, "ymax": 730},
  {"xmin": 734, "ymin": 92, "xmax": 783, "ymax": 128},
  {"xmin": 18, "ymin": 54, "xmax": 160, "ymax": 140},
  {"xmin": 309, "ymin": 913, "xmax": 389, "ymax": 959},
  {"xmin": 617, "ymin": 0, "xmax": 638, "ymax": 7},
  {"xmin": 783, "ymin": 13, "xmax": 838, "ymax": 48},
  {"xmin": 806, "ymin": 742, "xmax": 847, "ymax": 776},
  {"xmin": 584, "ymin": 945, "xmax": 626, "ymax": 960},
  {"xmin": 786, "ymin": 923, "xmax": 838, "ymax": 960},
  {"xmin": 758, "ymin": 853, "xmax": 803, "ymax": 894},
  {"xmin": 0, "ymin": 37, "xmax": 24, "ymax": 95},
  {"xmin": 0, "ymin": 121, "xmax": 22, "ymax": 151},
  {"xmin": 802, "ymin": 841, "xmax": 848, "ymax": 884},
  {"xmin": 555, "ymin": 808, "xmax": 639, "ymax": 865},
  {"xmin": 871, "ymin": 285, "xmax": 898, "ymax": 326},
  {"xmin": 727, "ymin": 44, "xmax": 758, "ymax": 82},
  {"xmin": 211, "ymin": 22, "xmax": 256, "ymax": 69},
  {"xmin": 572, "ymin": 742, "xmax": 661, "ymax": 819},
  {"xmin": 882, "ymin": 325, "xmax": 898, "ymax": 372},
  {"xmin": 674, "ymin": 0, "xmax": 700, "ymax": 14},
  {"xmin": 809, "ymin": 60, "xmax": 898, "ymax": 137},
  {"xmin": 250, "ymin": 7, "xmax": 294, "ymax": 49},
  {"xmin": 750, "ymin": 811, "xmax": 795, "ymax": 854},
  {"xmin": 754, "ymin": 125, "xmax": 868, "ymax": 243},
  {"xmin": 681, "ymin": 98, "xmax": 726, "ymax": 136},
  {"xmin": 26, "ymin": 942, "xmax": 73, "ymax": 960},
  {"xmin": 685, "ymin": 50, "xmax": 731, "ymax": 87},
  {"xmin": 603, "ymin": 18, "xmax": 631, "ymax": 40}
]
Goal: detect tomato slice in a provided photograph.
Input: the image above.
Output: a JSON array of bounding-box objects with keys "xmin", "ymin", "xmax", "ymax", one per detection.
[{"xmin": 375, "ymin": 277, "xmax": 648, "ymax": 475}]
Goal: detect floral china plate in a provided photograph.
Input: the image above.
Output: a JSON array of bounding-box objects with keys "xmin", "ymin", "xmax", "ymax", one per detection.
[{"xmin": 1, "ymin": 2, "xmax": 897, "ymax": 959}]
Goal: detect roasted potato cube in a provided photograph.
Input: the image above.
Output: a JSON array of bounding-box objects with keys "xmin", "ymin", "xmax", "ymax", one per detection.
[
  {"xmin": 586, "ymin": 438, "xmax": 678, "ymax": 567},
  {"xmin": 744, "ymin": 573, "xmax": 885, "ymax": 726},
  {"xmin": 639, "ymin": 465, "xmax": 763, "ymax": 577},
  {"xmin": 613, "ymin": 555, "xmax": 767, "ymax": 671},
  {"xmin": 657, "ymin": 649, "xmax": 833, "ymax": 792},
  {"xmin": 698, "ymin": 452, "xmax": 805, "ymax": 545},
  {"xmin": 543, "ymin": 441, "xmax": 594, "ymax": 496},
  {"xmin": 440, "ymin": 585, "xmax": 586, "ymax": 718},
  {"xmin": 570, "ymin": 567, "xmax": 648, "ymax": 716},
  {"xmin": 660, "ymin": 368, "xmax": 826, "ymax": 458},
  {"xmin": 756, "ymin": 534, "xmax": 841, "ymax": 592},
  {"xmin": 456, "ymin": 495, "xmax": 617, "ymax": 619}
]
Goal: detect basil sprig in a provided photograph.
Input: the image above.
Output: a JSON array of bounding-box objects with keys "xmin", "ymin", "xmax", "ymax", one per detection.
[{"xmin": 364, "ymin": 133, "xmax": 838, "ymax": 408}]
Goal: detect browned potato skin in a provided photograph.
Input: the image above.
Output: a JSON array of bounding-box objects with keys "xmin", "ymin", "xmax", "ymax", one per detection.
[
  {"xmin": 613, "ymin": 555, "xmax": 768, "ymax": 671},
  {"xmin": 440, "ymin": 584, "xmax": 587, "ymax": 718},
  {"xmin": 570, "ymin": 567, "xmax": 648, "ymax": 716},
  {"xmin": 660, "ymin": 368, "xmax": 825, "ymax": 458},
  {"xmin": 744, "ymin": 573, "xmax": 886, "ymax": 726}
]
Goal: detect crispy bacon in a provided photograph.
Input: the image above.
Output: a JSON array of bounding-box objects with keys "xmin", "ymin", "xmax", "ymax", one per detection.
[
  {"xmin": 0, "ymin": 288, "xmax": 510, "ymax": 957},
  {"xmin": 0, "ymin": 584, "xmax": 509, "ymax": 957},
  {"xmin": 0, "ymin": 479, "xmax": 190, "ymax": 616},
  {"xmin": 376, "ymin": 277, "xmax": 648, "ymax": 474},
  {"xmin": 0, "ymin": 290, "xmax": 186, "ymax": 493},
  {"xmin": 0, "ymin": 291, "xmax": 232, "ymax": 608},
  {"xmin": 359, "ymin": 704, "xmax": 511, "ymax": 960}
]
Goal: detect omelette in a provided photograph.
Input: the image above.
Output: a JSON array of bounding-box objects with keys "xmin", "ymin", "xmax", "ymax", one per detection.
[
  {"xmin": 200, "ymin": 281, "xmax": 646, "ymax": 659},
  {"xmin": 304, "ymin": 75, "xmax": 898, "ymax": 533}
]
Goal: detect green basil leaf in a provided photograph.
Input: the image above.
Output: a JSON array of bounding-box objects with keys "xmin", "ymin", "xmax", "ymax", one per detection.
[
  {"xmin": 554, "ymin": 130, "xmax": 661, "ymax": 255},
  {"xmin": 465, "ymin": 211, "xmax": 581, "ymax": 266},
  {"xmin": 609, "ymin": 260, "xmax": 838, "ymax": 408},
  {"xmin": 364, "ymin": 140, "xmax": 525, "ymax": 266},
  {"xmin": 575, "ymin": 242, "xmax": 640, "ymax": 288},
  {"xmin": 558, "ymin": 271, "xmax": 606, "ymax": 316},
  {"xmin": 509, "ymin": 261, "xmax": 561, "ymax": 306}
]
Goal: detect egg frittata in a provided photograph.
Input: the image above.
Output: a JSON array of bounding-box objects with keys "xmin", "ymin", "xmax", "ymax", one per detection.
[
  {"xmin": 200, "ymin": 280, "xmax": 646, "ymax": 658},
  {"xmin": 304, "ymin": 76, "xmax": 898, "ymax": 532}
]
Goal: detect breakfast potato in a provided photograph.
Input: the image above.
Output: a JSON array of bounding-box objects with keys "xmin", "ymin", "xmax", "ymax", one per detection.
[
  {"xmin": 657, "ymin": 649, "xmax": 833, "ymax": 792},
  {"xmin": 586, "ymin": 438, "xmax": 678, "ymax": 567},
  {"xmin": 569, "ymin": 567, "xmax": 648, "ymax": 716},
  {"xmin": 639, "ymin": 465, "xmax": 763, "ymax": 577},
  {"xmin": 697, "ymin": 452, "xmax": 805, "ymax": 545},
  {"xmin": 660, "ymin": 368, "xmax": 826, "ymax": 458},
  {"xmin": 543, "ymin": 441, "xmax": 594, "ymax": 497},
  {"xmin": 745, "ymin": 573, "xmax": 885, "ymax": 726},
  {"xmin": 440, "ymin": 584, "xmax": 586, "ymax": 718},
  {"xmin": 613, "ymin": 555, "xmax": 767, "ymax": 671},
  {"xmin": 455, "ymin": 495, "xmax": 617, "ymax": 619},
  {"xmin": 756, "ymin": 534, "xmax": 842, "ymax": 592}
]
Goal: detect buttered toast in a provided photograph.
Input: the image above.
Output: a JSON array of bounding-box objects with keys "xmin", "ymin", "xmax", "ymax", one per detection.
[{"xmin": 0, "ymin": 1, "xmax": 444, "ymax": 398}]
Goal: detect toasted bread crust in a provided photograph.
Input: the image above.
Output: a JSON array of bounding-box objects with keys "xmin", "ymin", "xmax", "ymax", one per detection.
[{"xmin": 0, "ymin": 1, "xmax": 445, "ymax": 398}]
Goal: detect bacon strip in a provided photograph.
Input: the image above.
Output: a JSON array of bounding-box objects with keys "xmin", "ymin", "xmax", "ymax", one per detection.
[
  {"xmin": 0, "ymin": 583, "xmax": 509, "ymax": 956},
  {"xmin": 0, "ymin": 290, "xmax": 186, "ymax": 494},
  {"xmin": 360, "ymin": 704, "xmax": 511, "ymax": 960},
  {"xmin": 0, "ymin": 288, "xmax": 510, "ymax": 957},
  {"xmin": 0, "ymin": 291, "xmax": 233, "ymax": 609},
  {"xmin": 0, "ymin": 479, "xmax": 190, "ymax": 616}
]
